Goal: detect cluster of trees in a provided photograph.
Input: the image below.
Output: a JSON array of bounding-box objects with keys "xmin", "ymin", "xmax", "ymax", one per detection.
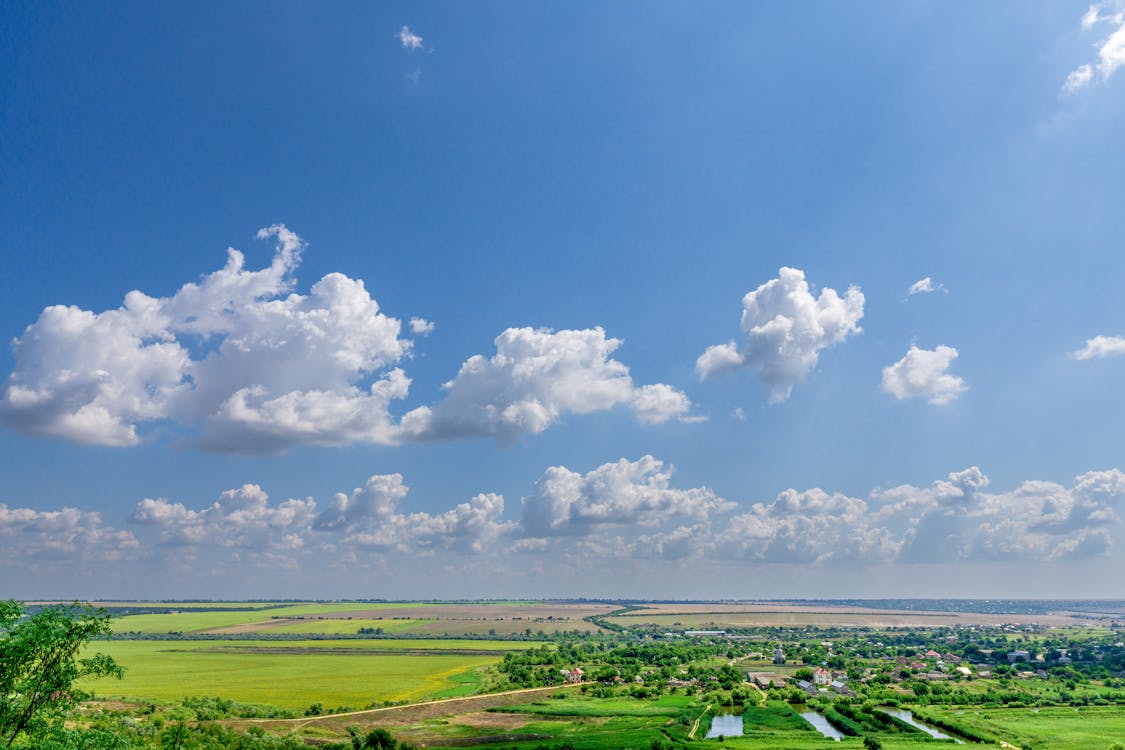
[{"xmin": 496, "ymin": 640, "xmax": 736, "ymax": 691}]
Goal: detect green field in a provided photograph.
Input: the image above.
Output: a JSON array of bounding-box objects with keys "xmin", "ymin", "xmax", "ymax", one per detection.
[
  {"xmin": 110, "ymin": 603, "xmax": 422, "ymax": 633},
  {"xmin": 923, "ymin": 705, "xmax": 1125, "ymax": 749},
  {"xmin": 76, "ymin": 639, "xmax": 539, "ymax": 709},
  {"xmin": 258, "ymin": 618, "xmax": 434, "ymax": 634}
]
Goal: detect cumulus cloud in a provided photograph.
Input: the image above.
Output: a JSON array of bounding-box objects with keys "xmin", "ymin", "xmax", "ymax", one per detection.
[
  {"xmin": 0, "ymin": 503, "xmax": 138, "ymax": 563},
  {"xmin": 696, "ymin": 267, "xmax": 864, "ymax": 403},
  {"xmin": 313, "ymin": 473, "xmax": 514, "ymax": 554},
  {"xmin": 906, "ymin": 277, "xmax": 945, "ymax": 297},
  {"xmin": 1072, "ymin": 335, "xmax": 1125, "ymax": 360},
  {"xmin": 410, "ymin": 317, "xmax": 435, "ymax": 336},
  {"xmin": 881, "ymin": 345, "xmax": 967, "ymax": 405},
  {"xmin": 0, "ymin": 227, "xmax": 416, "ymax": 453},
  {"xmin": 129, "ymin": 484, "xmax": 316, "ymax": 551},
  {"xmin": 398, "ymin": 26, "xmax": 424, "ymax": 51},
  {"xmin": 706, "ymin": 488, "xmax": 899, "ymax": 564},
  {"xmin": 519, "ymin": 456, "xmax": 732, "ymax": 538},
  {"xmin": 880, "ymin": 468, "xmax": 1125, "ymax": 563},
  {"xmin": 633, "ymin": 466, "xmax": 1125, "ymax": 565},
  {"xmin": 1065, "ymin": 4, "xmax": 1125, "ymax": 91},
  {"xmin": 399, "ymin": 327, "xmax": 693, "ymax": 441}
]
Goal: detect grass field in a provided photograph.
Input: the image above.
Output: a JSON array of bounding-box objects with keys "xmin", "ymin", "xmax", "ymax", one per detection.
[
  {"xmin": 77, "ymin": 639, "xmax": 543, "ymax": 709},
  {"xmin": 923, "ymin": 705, "xmax": 1125, "ymax": 749},
  {"xmin": 111, "ymin": 603, "xmax": 421, "ymax": 634}
]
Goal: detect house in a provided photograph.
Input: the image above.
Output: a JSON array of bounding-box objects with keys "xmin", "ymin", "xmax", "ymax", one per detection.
[
  {"xmin": 746, "ymin": 672, "xmax": 787, "ymax": 688},
  {"xmin": 955, "ymin": 666, "xmax": 972, "ymax": 677},
  {"xmin": 561, "ymin": 667, "xmax": 584, "ymax": 684},
  {"xmin": 1007, "ymin": 650, "xmax": 1031, "ymax": 663},
  {"xmin": 813, "ymin": 668, "xmax": 831, "ymax": 686},
  {"xmin": 925, "ymin": 649, "xmax": 941, "ymax": 659},
  {"xmin": 797, "ymin": 680, "xmax": 818, "ymax": 698},
  {"xmin": 773, "ymin": 647, "xmax": 786, "ymax": 665}
]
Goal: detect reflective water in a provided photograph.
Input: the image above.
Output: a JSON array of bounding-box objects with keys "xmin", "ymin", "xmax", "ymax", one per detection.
[
  {"xmin": 798, "ymin": 710, "xmax": 844, "ymax": 741},
  {"xmin": 705, "ymin": 713, "xmax": 744, "ymax": 738},
  {"xmin": 880, "ymin": 708, "xmax": 964, "ymax": 743}
]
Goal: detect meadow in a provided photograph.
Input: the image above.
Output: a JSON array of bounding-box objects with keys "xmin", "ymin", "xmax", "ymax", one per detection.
[
  {"xmin": 77, "ymin": 640, "xmax": 520, "ymax": 709},
  {"xmin": 922, "ymin": 705, "xmax": 1125, "ymax": 750}
]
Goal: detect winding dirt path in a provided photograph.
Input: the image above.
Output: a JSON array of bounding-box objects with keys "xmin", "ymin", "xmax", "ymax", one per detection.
[{"xmin": 687, "ymin": 703, "xmax": 712, "ymax": 739}]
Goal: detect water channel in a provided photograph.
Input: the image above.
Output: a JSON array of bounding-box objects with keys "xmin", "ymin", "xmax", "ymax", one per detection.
[
  {"xmin": 879, "ymin": 708, "xmax": 965, "ymax": 743},
  {"xmin": 797, "ymin": 709, "xmax": 845, "ymax": 741}
]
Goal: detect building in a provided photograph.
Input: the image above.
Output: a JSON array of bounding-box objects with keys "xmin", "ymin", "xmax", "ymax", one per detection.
[
  {"xmin": 561, "ymin": 667, "xmax": 584, "ymax": 683},
  {"xmin": 813, "ymin": 668, "xmax": 831, "ymax": 686},
  {"xmin": 773, "ymin": 647, "xmax": 786, "ymax": 665}
]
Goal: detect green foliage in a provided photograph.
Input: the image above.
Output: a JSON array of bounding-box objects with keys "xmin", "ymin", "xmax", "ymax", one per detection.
[
  {"xmin": 0, "ymin": 600, "xmax": 124, "ymax": 747},
  {"xmin": 347, "ymin": 726, "xmax": 417, "ymax": 749}
]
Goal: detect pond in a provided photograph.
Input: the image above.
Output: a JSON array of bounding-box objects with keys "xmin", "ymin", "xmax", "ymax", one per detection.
[
  {"xmin": 705, "ymin": 713, "xmax": 744, "ymax": 738},
  {"xmin": 798, "ymin": 710, "xmax": 844, "ymax": 741},
  {"xmin": 880, "ymin": 708, "xmax": 965, "ymax": 743}
]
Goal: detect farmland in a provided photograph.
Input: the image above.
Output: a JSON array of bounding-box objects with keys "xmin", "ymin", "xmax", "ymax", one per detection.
[
  {"xmin": 78, "ymin": 640, "xmax": 505, "ymax": 709},
  {"xmin": 17, "ymin": 598, "xmax": 1125, "ymax": 748}
]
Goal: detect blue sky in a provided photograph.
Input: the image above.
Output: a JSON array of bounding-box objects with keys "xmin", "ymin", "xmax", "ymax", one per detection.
[{"xmin": 2, "ymin": 1, "xmax": 1125, "ymax": 599}]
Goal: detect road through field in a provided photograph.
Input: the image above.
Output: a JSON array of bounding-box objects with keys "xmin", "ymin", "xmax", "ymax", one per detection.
[{"xmin": 232, "ymin": 683, "xmax": 589, "ymax": 732}]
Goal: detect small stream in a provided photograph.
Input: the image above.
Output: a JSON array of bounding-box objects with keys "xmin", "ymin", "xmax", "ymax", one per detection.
[{"xmin": 880, "ymin": 708, "xmax": 965, "ymax": 743}]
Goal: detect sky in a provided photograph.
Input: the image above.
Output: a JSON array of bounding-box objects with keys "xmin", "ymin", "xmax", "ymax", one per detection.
[{"xmin": 2, "ymin": 1, "xmax": 1125, "ymax": 600}]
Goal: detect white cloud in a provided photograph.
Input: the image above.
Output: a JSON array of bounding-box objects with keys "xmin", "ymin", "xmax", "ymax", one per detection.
[
  {"xmin": 732, "ymin": 407, "xmax": 747, "ymax": 422},
  {"xmin": 881, "ymin": 345, "xmax": 967, "ymax": 405},
  {"xmin": 129, "ymin": 484, "xmax": 316, "ymax": 551},
  {"xmin": 696, "ymin": 267, "xmax": 864, "ymax": 403},
  {"xmin": 1073, "ymin": 334, "xmax": 1125, "ymax": 360},
  {"xmin": 709, "ymin": 487, "xmax": 901, "ymax": 564},
  {"xmin": 1066, "ymin": 64, "xmax": 1095, "ymax": 92},
  {"xmin": 313, "ymin": 473, "xmax": 514, "ymax": 554},
  {"xmin": 0, "ymin": 504, "xmax": 138, "ymax": 563},
  {"xmin": 410, "ymin": 317, "xmax": 435, "ymax": 336},
  {"xmin": 633, "ymin": 466, "xmax": 1125, "ymax": 565},
  {"xmin": 398, "ymin": 26, "xmax": 424, "ymax": 51},
  {"xmin": 399, "ymin": 327, "xmax": 692, "ymax": 441},
  {"xmin": 906, "ymin": 277, "xmax": 945, "ymax": 297},
  {"xmin": 1083, "ymin": 4, "xmax": 1101, "ymax": 29},
  {"xmin": 0, "ymin": 227, "xmax": 415, "ymax": 453},
  {"xmin": 880, "ymin": 468, "xmax": 1125, "ymax": 563},
  {"xmin": 519, "ymin": 455, "xmax": 732, "ymax": 538},
  {"xmin": 1065, "ymin": 4, "xmax": 1125, "ymax": 91}
]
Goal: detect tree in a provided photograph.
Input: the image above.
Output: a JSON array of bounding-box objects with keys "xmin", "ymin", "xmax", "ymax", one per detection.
[
  {"xmin": 348, "ymin": 726, "xmax": 417, "ymax": 749},
  {"xmin": 0, "ymin": 600, "xmax": 124, "ymax": 747},
  {"xmin": 863, "ymin": 737, "xmax": 883, "ymax": 750}
]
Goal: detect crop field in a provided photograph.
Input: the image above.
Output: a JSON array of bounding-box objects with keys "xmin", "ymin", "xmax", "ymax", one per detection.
[
  {"xmin": 106, "ymin": 601, "xmax": 614, "ymax": 636},
  {"xmin": 76, "ymin": 639, "xmax": 544, "ymax": 709},
  {"xmin": 609, "ymin": 602, "xmax": 1094, "ymax": 628},
  {"xmin": 236, "ymin": 618, "xmax": 435, "ymax": 635}
]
